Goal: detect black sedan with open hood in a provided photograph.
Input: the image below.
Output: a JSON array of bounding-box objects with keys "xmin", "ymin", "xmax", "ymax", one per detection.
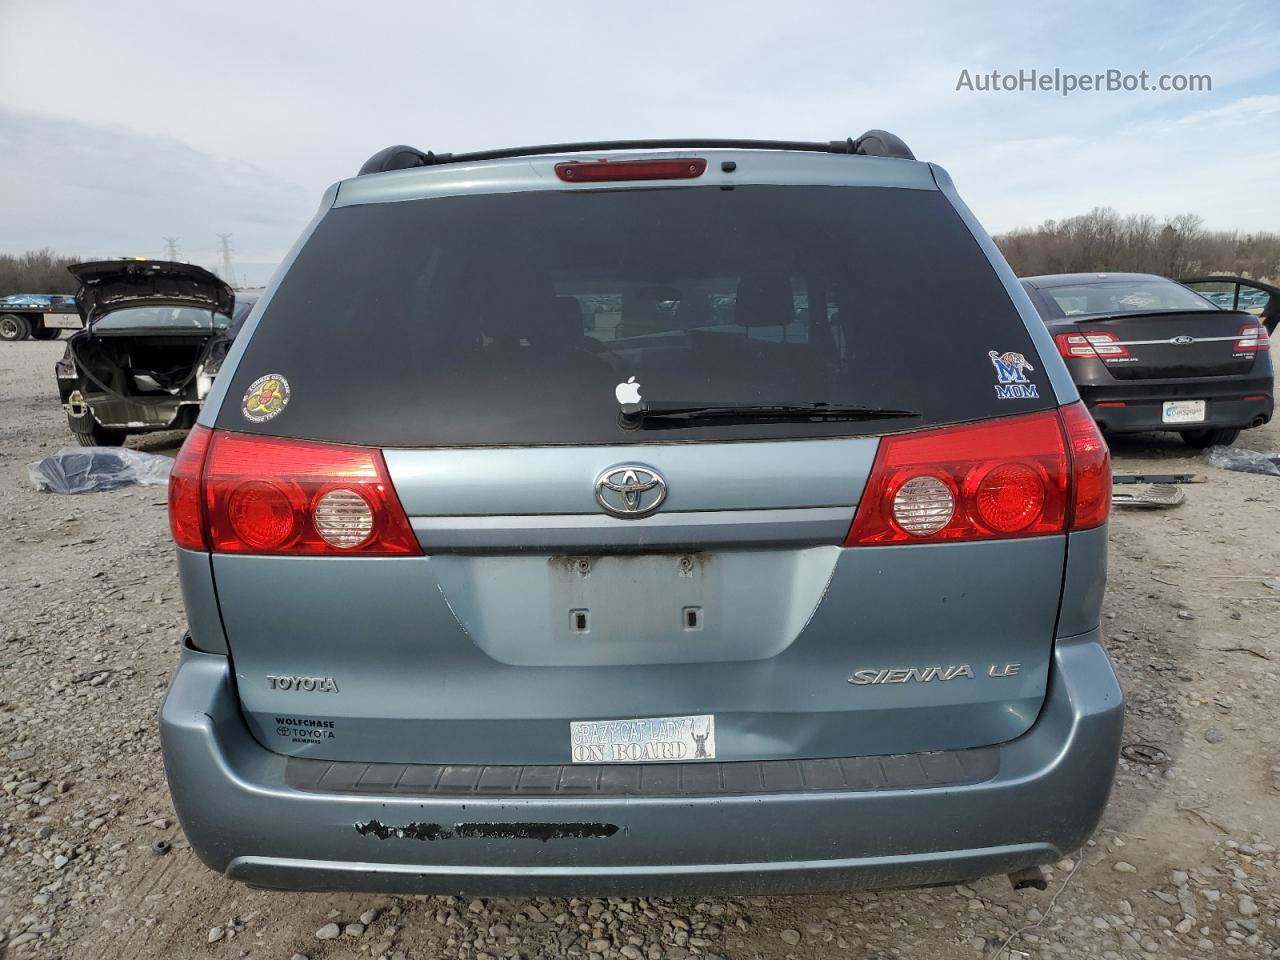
[
  {"xmin": 55, "ymin": 260, "xmax": 251, "ymax": 446},
  {"xmin": 1021, "ymin": 272, "xmax": 1273, "ymax": 448}
]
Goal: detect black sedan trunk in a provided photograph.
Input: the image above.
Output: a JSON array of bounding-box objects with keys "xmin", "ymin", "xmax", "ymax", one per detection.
[{"xmin": 1057, "ymin": 310, "xmax": 1261, "ymax": 381}]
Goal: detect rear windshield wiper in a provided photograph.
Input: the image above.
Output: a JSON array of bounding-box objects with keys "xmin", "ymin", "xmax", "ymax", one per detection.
[{"xmin": 619, "ymin": 401, "xmax": 921, "ymax": 429}]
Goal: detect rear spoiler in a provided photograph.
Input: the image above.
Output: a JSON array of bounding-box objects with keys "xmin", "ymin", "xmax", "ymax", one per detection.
[{"xmin": 357, "ymin": 130, "xmax": 917, "ymax": 176}]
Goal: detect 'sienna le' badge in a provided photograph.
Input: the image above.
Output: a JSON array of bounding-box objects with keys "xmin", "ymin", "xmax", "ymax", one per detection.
[{"xmin": 241, "ymin": 374, "xmax": 291, "ymax": 423}]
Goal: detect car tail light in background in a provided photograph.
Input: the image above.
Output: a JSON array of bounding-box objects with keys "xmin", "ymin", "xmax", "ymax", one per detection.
[
  {"xmin": 845, "ymin": 404, "xmax": 1109, "ymax": 546},
  {"xmin": 167, "ymin": 427, "xmax": 421, "ymax": 556},
  {"xmin": 555, "ymin": 158, "xmax": 707, "ymax": 183},
  {"xmin": 1055, "ymin": 331, "xmax": 1128, "ymax": 359},
  {"xmin": 1236, "ymin": 323, "xmax": 1270, "ymax": 352}
]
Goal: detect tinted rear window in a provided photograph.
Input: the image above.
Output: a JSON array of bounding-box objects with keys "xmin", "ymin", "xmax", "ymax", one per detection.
[{"xmin": 221, "ymin": 184, "xmax": 1050, "ymax": 446}]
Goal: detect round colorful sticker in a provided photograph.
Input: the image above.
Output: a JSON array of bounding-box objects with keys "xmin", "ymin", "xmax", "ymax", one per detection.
[{"xmin": 241, "ymin": 374, "xmax": 291, "ymax": 423}]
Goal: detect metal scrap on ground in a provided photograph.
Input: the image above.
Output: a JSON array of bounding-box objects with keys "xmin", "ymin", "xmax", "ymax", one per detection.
[
  {"xmin": 1111, "ymin": 483, "xmax": 1185, "ymax": 509},
  {"xmin": 1111, "ymin": 472, "xmax": 1203, "ymax": 485}
]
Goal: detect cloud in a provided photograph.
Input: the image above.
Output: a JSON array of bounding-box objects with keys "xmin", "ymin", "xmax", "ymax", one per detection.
[
  {"xmin": 0, "ymin": 108, "xmax": 313, "ymax": 282},
  {"xmin": 1172, "ymin": 94, "xmax": 1280, "ymax": 128},
  {"xmin": 1, "ymin": 0, "xmax": 1278, "ymax": 262}
]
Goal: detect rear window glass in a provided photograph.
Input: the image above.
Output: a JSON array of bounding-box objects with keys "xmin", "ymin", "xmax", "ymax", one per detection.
[
  {"xmin": 95, "ymin": 306, "xmax": 227, "ymax": 331},
  {"xmin": 1044, "ymin": 280, "xmax": 1217, "ymax": 317},
  {"xmin": 221, "ymin": 185, "xmax": 1051, "ymax": 446}
]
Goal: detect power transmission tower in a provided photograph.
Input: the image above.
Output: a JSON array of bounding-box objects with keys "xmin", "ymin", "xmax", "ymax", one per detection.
[
  {"xmin": 216, "ymin": 234, "xmax": 238, "ymax": 287},
  {"xmin": 163, "ymin": 237, "xmax": 180, "ymax": 261}
]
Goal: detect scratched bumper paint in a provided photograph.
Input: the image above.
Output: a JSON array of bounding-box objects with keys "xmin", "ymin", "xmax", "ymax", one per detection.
[{"xmin": 354, "ymin": 821, "xmax": 620, "ymax": 842}]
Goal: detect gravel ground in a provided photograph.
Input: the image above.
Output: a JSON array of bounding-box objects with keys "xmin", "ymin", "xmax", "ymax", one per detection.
[{"xmin": 0, "ymin": 338, "xmax": 1277, "ymax": 960}]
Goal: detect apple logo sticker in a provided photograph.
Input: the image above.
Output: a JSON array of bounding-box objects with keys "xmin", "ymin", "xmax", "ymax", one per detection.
[{"xmin": 615, "ymin": 376, "xmax": 642, "ymax": 406}]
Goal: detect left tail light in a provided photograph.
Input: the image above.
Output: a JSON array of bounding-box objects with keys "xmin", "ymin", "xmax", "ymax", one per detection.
[
  {"xmin": 1055, "ymin": 331, "xmax": 1128, "ymax": 359},
  {"xmin": 168, "ymin": 426, "xmax": 421, "ymax": 556},
  {"xmin": 169, "ymin": 425, "xmax": 213, "ymax": 550}
]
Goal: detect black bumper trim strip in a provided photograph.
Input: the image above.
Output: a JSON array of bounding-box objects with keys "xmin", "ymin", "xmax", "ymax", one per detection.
[{"xmin": 284, "ymin": 747, "xmax": 1000, "ymax": 798}]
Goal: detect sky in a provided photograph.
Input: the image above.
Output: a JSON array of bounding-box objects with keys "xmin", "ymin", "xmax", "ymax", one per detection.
[{"xmin": 1, "ymin": 0, "xmax": 1277, "ymax": 286}]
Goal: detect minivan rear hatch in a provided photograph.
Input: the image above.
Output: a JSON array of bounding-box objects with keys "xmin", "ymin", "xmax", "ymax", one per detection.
[{"xmin": 209, "ymin": 163, "xmax": 1070, "ymax": 767}]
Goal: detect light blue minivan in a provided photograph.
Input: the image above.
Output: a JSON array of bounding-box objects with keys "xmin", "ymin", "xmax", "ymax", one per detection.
[{"xmin": 161, "ymin": 131, "xmax": 1120, "ymax": 895}]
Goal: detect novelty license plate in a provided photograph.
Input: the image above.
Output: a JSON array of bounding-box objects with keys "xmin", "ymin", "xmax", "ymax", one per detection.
[
  {"xmin": 1162, "ymin": 400, "xmax": 1206, "ymax": 424},
  {"xmin": 570, "ymin": 714, "xmax": 716, "ymax": 763}
]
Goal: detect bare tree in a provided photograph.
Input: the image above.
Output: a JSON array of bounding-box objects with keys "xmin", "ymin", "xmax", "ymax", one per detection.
[
  {"xmin": 994, "ymin": 209, "xmax": 1279, "ymax": 282},
  {"xmin": 0, "ymin": 250, "xmax": 82, "ymax": 298}
]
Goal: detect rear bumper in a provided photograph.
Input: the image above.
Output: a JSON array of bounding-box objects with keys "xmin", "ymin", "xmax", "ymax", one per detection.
[
  {"xmin": 61, "ymin": 390, "xmax": 199, "ymax": 431},
  {"xmin": 1077, "ymin": 377, "xmax": 1273, "ymax": 434},
  {"xmin": 160, "ymin": 631, "xmax": 1123, "ymax": 896}
]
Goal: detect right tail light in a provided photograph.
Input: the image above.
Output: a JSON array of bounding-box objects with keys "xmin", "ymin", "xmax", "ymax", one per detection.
[
  {"xmin": 1236, "ymin": 322, "xmax": 1270, "ymax": 353},
  {"xmin": 845, "ymin": 403, "xmax": 1109, "ymax": 546}
]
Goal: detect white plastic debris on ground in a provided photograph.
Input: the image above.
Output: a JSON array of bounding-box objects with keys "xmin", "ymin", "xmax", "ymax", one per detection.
[
  {"xmin": 1202, "ymin": 445, "xmax": 1280, "ymax": 478},
  {"xmin": 28, "ymin": 447, "xmax": 174, "ymax": 494}
]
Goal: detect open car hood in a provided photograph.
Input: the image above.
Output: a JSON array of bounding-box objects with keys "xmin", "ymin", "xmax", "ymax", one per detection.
[{"xmin": 68, "ymin": 260, "xmax": 234, "ymax": 325}]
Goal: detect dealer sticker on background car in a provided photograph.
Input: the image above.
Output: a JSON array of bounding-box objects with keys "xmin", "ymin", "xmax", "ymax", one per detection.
[
  {"xmin": 241, "ymin": 374, "xmax": 291, "ymax": 423},
  {"xmin": 571, "ymin": 714, "xmax": 715, "ymax": 763},
  {"xmin": 1162, "ymin": 399, "xmax": 1206, "ymax": 424}
]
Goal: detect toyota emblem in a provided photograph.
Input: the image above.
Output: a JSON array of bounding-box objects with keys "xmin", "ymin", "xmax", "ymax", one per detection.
[{"xmin": 594, "ymin": 464, "xmax": 667, "ymax": 518}]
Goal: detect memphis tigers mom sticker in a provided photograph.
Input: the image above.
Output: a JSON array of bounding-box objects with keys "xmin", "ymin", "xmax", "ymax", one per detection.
[{"xmin": 987, "ymin": 350, "xmax": 1039, "ymax": 400}]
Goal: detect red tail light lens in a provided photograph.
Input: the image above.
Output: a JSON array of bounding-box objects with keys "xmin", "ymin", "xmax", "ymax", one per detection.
[
  {"xmin": 165, "ymin": 429, "xmax": 421, "ymax": 556},
  {"xmin": 169, "ymin": 425, "xmax": 212, "ymax": 550},
  {"xmin": 1055, "ymin": 331, "xmax": 1128, "ymax": 359},
  {"xmin": 975, "ymin": 462, "xmax": 1047, "ymax": 533},
  {"xmin": 846, "ymin": 411, "xmax": 1068, "ymax": 545},
  {"xmin": 205, "ymin": 432, "xmax": 420, "ymax": 555},
  {"xmin": 845, "ymin": 404, "xmax": 1110, "ymax": 546},
  {"xmin": 555, "ymin": 158, "xmax": 707, "ymax": 182},
  {"xmin": 1055, "ymin": 333, "xmax": 1094, "ymax": 358},
  {"xmin": 1236, "ymin": 322, "xmax": 1270, "ymax": 352},
  {"xmin": 226, "ymin": 480, "xmax": 296, "ymax": 550},
  {"xmin": 1058, "ymin": 401, "xmax": 1110, "ymax": 530}
]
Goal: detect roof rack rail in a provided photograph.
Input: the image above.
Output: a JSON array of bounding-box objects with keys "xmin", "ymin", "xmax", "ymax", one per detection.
[{"xmin": 356, "ymin": 130, "xmax": 915, "ymax": 176}]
